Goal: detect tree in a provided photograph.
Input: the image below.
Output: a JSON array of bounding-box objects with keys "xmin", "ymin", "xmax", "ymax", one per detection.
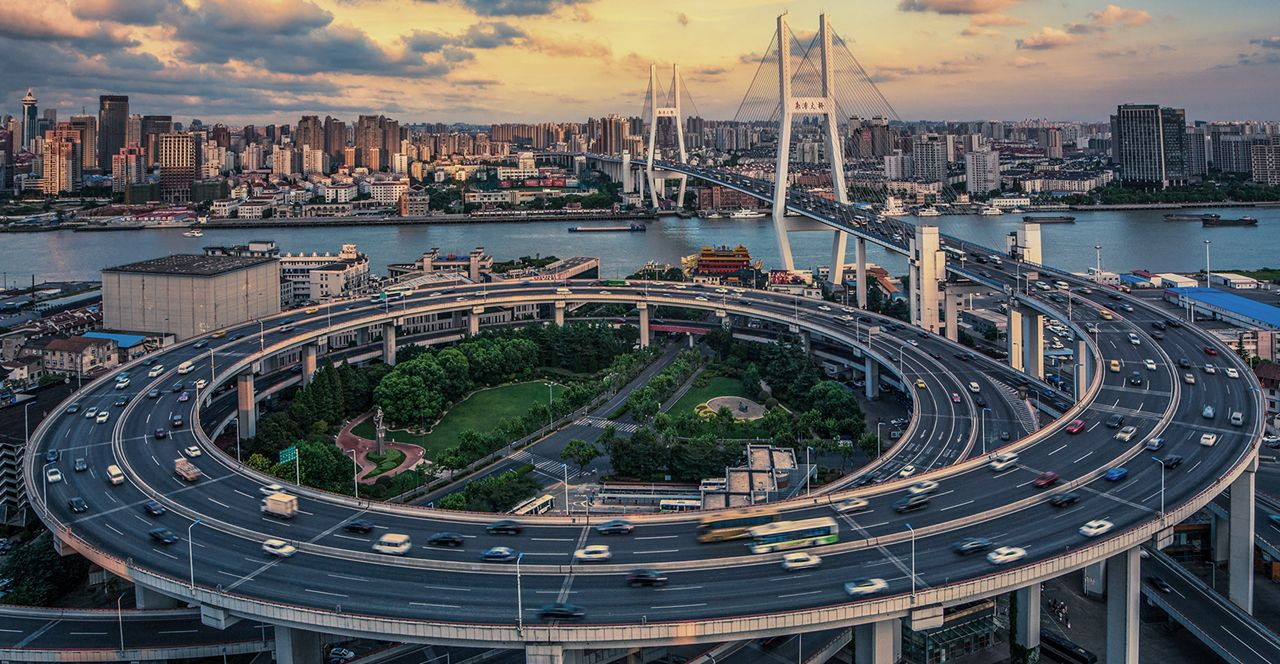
[
  {"xmin": 740, "ymin": 363, "xmax": 762, "ymax": 399},
  {"xmin": 246, "ymin": 453, "xmax": 272, "ymax": 472},
  {"xmin": 560, "ymin": 438, "xmax": 601, "ymax": 473},
  {"xmin": 0, "ymin": 532, "xmax": 89, "ymax": 606}
]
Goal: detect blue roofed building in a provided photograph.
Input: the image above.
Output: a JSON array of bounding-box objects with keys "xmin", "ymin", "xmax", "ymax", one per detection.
[
  {"xmin": 82, "ymin": 331, "xmax": 150, "ymax": 362},
  {"xmin": 1163, "ymin": 287, "xmax": 1280, "ymax": 331}
]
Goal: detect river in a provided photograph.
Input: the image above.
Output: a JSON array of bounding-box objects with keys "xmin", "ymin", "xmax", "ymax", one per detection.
[{"xmin": 1, "ymin": 206, "xmax": 1277, "ymax": 285}]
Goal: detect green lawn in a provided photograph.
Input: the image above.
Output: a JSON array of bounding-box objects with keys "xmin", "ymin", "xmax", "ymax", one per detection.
[
  {"xmin": 352, "ymin": 381, "xmax": 565, "ymax": 460},
  {"xmin": 362, "ymin": 449, "xmax": 405, "ymax": 480},
  {"xmin": 668, "ymin": 375, "xmax": 753, "ymax": 416}
]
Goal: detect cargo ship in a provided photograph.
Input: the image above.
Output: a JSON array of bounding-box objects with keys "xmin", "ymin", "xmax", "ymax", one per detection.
[
  {"xmin": 1164, "ymin": 213, "xmax": 1219, "ymax": 221},
  {"xmin": 1202, "ymin": 216, "xmax": 1258, "ymax": 227},
  {"xmin": 1022, "ymin": 215, "xmax": 1076, "ymax": 224},
  {"xmin": 567, "ymin": 223, "xmax": 646, "ymax": 233}
]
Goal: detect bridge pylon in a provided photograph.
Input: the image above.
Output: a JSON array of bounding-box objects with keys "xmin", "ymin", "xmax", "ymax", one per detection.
[
  {"xmin": 645, "ymin": 64, "xmax": 690, "ymax": 209},
  {"xmin": 771, "ymin": 13, "xmax": 850, "ymax": 279}
]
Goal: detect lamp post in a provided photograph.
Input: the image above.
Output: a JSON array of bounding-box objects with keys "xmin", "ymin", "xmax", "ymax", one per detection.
[
  {"xmin": 41, "ymin": 461, "xmax": 55, "ymax": 508},
  {"xmin": 346, "ymin": 449, "xmax": 359, "ymax": 499},
  {"xmin": 117, "ymin": 591, "xmax": 127, "ymax": 653},
  {"xmin": 980, "ymin": 407, "xmax": 991, "ymax": 455},
  {"xmin": 23, "ymin": 402, "xmax": 33, "ymax": 449},
  {"xmin": 1094, "ymin": 245, "xmax": 1102, "ymax": 282},
  {"xmin": 1204, "ymin": 240, "xmax": 1212, "ymax": 289},
  {"xmin": 1152, "ymin": 456, "xmax": 1167, "ymax": 520},
  {"xmin": 805, "ymin": 446, "xmax": 812, "ymax": 495},
  {"xmin": 516, "ymin": 552, "xmax": 525, "ymax": 631},
  {"xmin": 188, "ymin": 519, "xmax": 202, "ymax": 592},
  {"xmin": 258, "ymin": 320, "xmax": 265, "ymax": 351},
  {"xmin": 905, "ymin": 522, "xmax": 917, "ymax": 599},
  {"xmin": 876, "ymin": 422, "xmax": 884, "ymax": 458},
  {"xmin": 563, "ymin": 463, "xmax": 570, "ymax": 515}
]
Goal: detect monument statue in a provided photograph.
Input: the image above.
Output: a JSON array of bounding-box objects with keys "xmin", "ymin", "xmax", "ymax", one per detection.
[{"xmin": 374, "ymin": 406, "xmax": 387, "ymax": 455}]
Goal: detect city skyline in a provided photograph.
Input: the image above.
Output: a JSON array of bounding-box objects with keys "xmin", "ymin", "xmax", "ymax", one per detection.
[{"xmin": 2, "ymin": 0, "xmax": 1278, "ymax": 125}]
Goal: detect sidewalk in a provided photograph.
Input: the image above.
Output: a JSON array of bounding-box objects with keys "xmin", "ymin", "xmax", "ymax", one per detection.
[{"xmin": 335, "ymin": 412, "xmax": 426, "ymax": 484}]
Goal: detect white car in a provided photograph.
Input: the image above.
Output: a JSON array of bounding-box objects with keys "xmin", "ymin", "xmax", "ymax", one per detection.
[
  {"xmin": 968, "ymin": 381, "xmax": 981, "ymax": 393},
  {"xmin": 1144, "ymin": 359, "xmax": 1157, "ymax": 371},
  {"xmin": 987, "ymin": 546, "xmax": 1027, "ymax": 565},
  {"xmin": 898, "ymin": 465, "xmax": 917, "ymax": 478},
  {"xmin": 262, "ymin": 538, "xmax": 297, "ymax": 558},
  {"xmin": 1113, "ymin": 426, "xmax": 1138, "ymax": 442},
  {"xmin": 988, "ymin": 453, "xmax": 1019, "ymax": 472},
  {"xmin": 194, "ymin": 379, "xmax": 208, "ymax": 389},
  {"xmin": 781, "ymin": 551, "xmax": 822, "ymax": 571},
  {"xmin": 1204, "ymin": 364, "xmax": 1217, "ymax": 375},
  {"xmin": 183, "ymin": 446, "xmax": 202, "ymax": 458},
  {"xmin": 817, "ymin": 305, "xmax": 831, "ymax": 312},
  {"xmin": 148, "ymin": 365, "xmax": 164, "ymax": 377},
  {"xmin": 573, "ymin": 545, "xmax": 611, "ymax": 562},
  {"xmin": 115, "ymin": 378, "xmax": 130, "ymax": 389},
  {"xmin": 95, "ymin": 411, "xmax": 110, "ymax": 424},
  {"xmin": 835, "ymin": 498, "xmax": 869, "ymax": 513},
  {"xmin": 45, "ymin": 468, "xmax": 63, "ymax": 483},
  {"xmin": 843, "ymin": 577, "xmax": 888, "ymax": 596},
  {"xmin": 260, "ymin": 483, "xmax": 286, "ymax": 495},
  {"xmin": 1200, "ymin": 433, "xmax": 1219, "ymax": 447},
  {"xmin": 908, "ymin": 480, "xmax": 939, "ymax": 495},
  {"xmin": 83, "ymin": 407, "xmax": 98, "ymax": 419},
  {"xmin": 1078, "ymin": 519, "xmax": 1114, "ymax": 538},
  {"xmin": 1225, "ymin": 367, "xmax": 1240, "ymax": 379}
]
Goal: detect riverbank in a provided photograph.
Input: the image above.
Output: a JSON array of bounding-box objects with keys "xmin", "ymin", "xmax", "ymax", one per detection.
[
  {"xmin": 1070, "ymin": 201, "xmax": 1280, "ymax": 211},
  {"xmin": 3, "ymin": 210, "xmax": 657, "ymax": 233}
]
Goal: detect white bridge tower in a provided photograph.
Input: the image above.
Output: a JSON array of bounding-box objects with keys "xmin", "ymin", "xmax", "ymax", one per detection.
[{"xmin": 645, "ymin": 64, "xmax": 689, "ymax": 209}]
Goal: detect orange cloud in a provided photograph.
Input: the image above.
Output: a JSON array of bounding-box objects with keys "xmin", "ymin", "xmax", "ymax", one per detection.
[
  {"xmin": 1089, "ymin": 4, "xmax": 1152, "ymax": 28},
  {"xmin": 1017, "ymin": 27, "xmax": 1080, "ymax": 50}
]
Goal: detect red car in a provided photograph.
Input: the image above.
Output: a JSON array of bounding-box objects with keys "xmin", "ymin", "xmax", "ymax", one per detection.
[
  {"xmin": 950, "ymin": 393, "xmax": 961, "ymax": 403},
  {"xmin": 1204, "ymin": 346, "xmax": 1218, "ymax": 356},
  {"xmin": 1033, "ymin": 471, "xmax": 1060, "ymax": 488},
  {"xmin": 1065, "ymin": 419, "xmax": 1086, "ymax": 434}
]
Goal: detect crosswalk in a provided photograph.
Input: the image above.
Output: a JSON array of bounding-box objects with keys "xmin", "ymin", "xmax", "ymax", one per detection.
[
  {"xmin": 511, "ymin": 450, "xmax": 582, "ymax": 481},
  {"xmin": 574, "ymin": 416, "xmax": 638, "ymax": 434}
]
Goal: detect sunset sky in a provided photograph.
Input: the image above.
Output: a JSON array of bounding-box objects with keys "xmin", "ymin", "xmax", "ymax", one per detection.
[{"xmin": 3, "ymin": 0, "xmax": 1277, "ymax": 125}]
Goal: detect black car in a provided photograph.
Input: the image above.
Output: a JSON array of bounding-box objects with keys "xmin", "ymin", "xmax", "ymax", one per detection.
[
  {"xmin": 952, "ymin": 537, "xmax": 992, "ymax": 555},
  {"xmin": 1105, "ymin": 414, "xmax": 1124, "ymax": 429},
  {"xmin": 145, "ymin": 358, "xmax": 156, "ymax": 366},
  {"xmin": 230, "ymin": 334, "xmax": 244, "ymax": 340},
  {"xmin": 595, "ymin": 519, "xmax": 634, "ymax": 535},
  {"xmin": 194, "ymin": 340, "xmax": 207, "ymax": 348},
  {"xmin": 44, "ymin": 449, "xmax": 59, "ymax": 463},
  {"xmin": 1151, "ymin": 321, "xmax": 1167, "ymax": 331},
  {"xmin": 486, "ymin": 520, "xmax": 523, "ymax": 535},
  {"xmin": 149, "ymin": 528, "xmax": 179, "ymax": 545},
  {"xmin": 1147, "ymin": 576, "xmax": 1173, "ymax": 593},
  {"xmin": 68, "ymin": 497, "xmax": 88, "ymax": 513},
  {"xmin": 1159, "ymin": 455, "xmax": 1184, "ymax": 470},
  {"xmin": 973, "ymin": 395, "xmax": 987, "ymax": 407},
  {"xmin": 427, "ymin": 532, "xmax": 465, "ymax": 547},
  {"xmin": 1166, "ymin": 319, "xmax": 1183, "ymax": 328},
  {"xmin": 74, "ymin": 457, "xmax": 88, "ymax": 472},
  {"xmin": 538, "ymin": 602, "xmax": 585, "ymax": 622},
  {"xmin": 1129, "ymin": 371, "xmax": 1143, "ymax": 386},
  {"xmin": 894, "ymin": 495, "xmax": 930, "ymax": 513},
  {"xmin": 1000, "ymin": 431, "xmax": 1011, "ymax": 441},
  {"xmin": 170, "ymin": 415, "xmax": 184, "ymax": 428},
  {"xmin": 66, "ymin": 403, "xmax": 82, "ymax": 414},
  {"xmin": 154, "ymin": 428, "xmax": 167, "ymax": 439},
  {"xmin": 1049, "ymin": 493, "xmax": 1080, "ymax": 507},
  {"xmin": 1151, "ymin": 330, "xmax": 1165, "ymax": 340},
  {"xmin": 1178, "ymin": 358, "xmax": 1192, "ymax": 369},
  {"xmin": 143, "ymin": 500, "xmax": 167, "ymax": 517},
  {"xmin": 171, "ymin": 382, "xmax": 184, "ymax": 393},
  {"xmin": 344, "ymin": 519, "xmax": 374, "ymax": 534},
  {"xmin": 626, "ymin": 569, "xmax": 669, "ymax": 587}
]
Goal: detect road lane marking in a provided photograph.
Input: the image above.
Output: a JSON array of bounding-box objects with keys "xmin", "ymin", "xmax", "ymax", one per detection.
[
  {"xmin": 635, "ymin": 535, "xmax": 678, "ymax": 540},
  {"xmin": 655, "ymin": 585, "xmax": 702, "ymax": 592},
  {"xmin": 422, "ymin": 585, "xmax": 472, "ymax": 592},
  {"xmin": 651, "ymin": 603, "xmax": 707, "ymax": 609},
  {"xmin": 327, "ymin": 573, "xmax": 368, "ymax": 582},
  {"xmin": 305, "ymin": 588, "xmax": 348, "ymax": 598},
  {"xmin": 778, "ymin": 590, "xmax": 821, "ymax": 598},
  {"xmin": 410, "ymin": 602, "xmax": 461, "ymax": 609}
]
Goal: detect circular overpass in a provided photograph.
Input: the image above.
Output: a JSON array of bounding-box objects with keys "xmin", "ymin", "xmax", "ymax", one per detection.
[{"xmin": 24, "ymin": 272, "xmax": 1263, "ymax": 649}]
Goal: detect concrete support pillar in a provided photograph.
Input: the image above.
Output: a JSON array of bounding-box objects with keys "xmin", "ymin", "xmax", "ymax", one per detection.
[
  {"xmin": 1074, "ymin": 337, "xmax": 1089, "ymax": 400},
  {"xmin": 854, "ymin": 619, "xmax": 897, "ymax": 664},
  {"xmin": 910, "ymin": 225, "xmax": 943, "ymax": 333},
  {"xmin": 1212, "ymin": 512, "xmax": 1230, "ymax": 564},
  {"xmin": 1021, "ymin": 309, "xmax": 1045, "ymax": 380},
  {"xmin": 944, "ymin": 289, "xmax": 960, "ymax": 342},
  {"xmin": 1105, "ymin": 547, "xmax": 1140, "ymax": 664},
  {"xmin": 855, "ymin": 238, "xmax": 868, "ymax": 309},
  {"xmin": 382, "ymin": 323, "xmax": 397, "ymax": 366},
  {"xmin": 1007, "ymin": 308, "xmax": 1025, "ymax": 372},
  {"xmin": 554, "ymin": 301, "xmax": 566, "ymax": 326},
  {"xmin": 301, "ymin": 343, "xmax": 317, "ymax": 387},
  {"xmin": 134, "ymin": 585, "xmax": 181, "ymax": 609},
  {"xmin": 275, "ymin": 626, "xmax": 324, "ymax": 664},
  {"xmin": 469, "ymin": 306, "xmax": 483, "ymax": 336},
  {"xmin": 1229, "ymin": 458, "xmax": 1257, "ymax": 613},
  {"xmin": 864, "ymin": 356, "xmax": 879, "ymax": 400},
  {"xmin": 236, "ymin": 372, "xmax": 256, "ymax": 440},
  {"xmin": 356, "ymin": 327, "xmax": 368, "ymax": 347},
  {"xmin": 526, "ymin": 644, "xmax": 583, "ymax": 664},
  {"xmin": 638, "ymin": 304, "xmax": 651, "ymax": 349},
  {"xmin": 800, "ymin": 329, "xmax": 812, "ymax": 356},
  {"xmin": 1021, "ymin": 223, "xmax": 1043, "ymax": 265},
  {"xmin": 1012, "ymin": 584, "xmax": 1041, "ymax": 663}
]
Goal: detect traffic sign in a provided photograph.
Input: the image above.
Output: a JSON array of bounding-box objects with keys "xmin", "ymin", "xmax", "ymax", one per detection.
[{"xmin": 279, "ymin": 445, "xmax": 298, "ymax": 464}]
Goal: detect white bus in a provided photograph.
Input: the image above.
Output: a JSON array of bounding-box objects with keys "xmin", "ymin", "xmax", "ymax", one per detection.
[
  {"xmin": 747, "ymin": 517, "xmax": 840, "ymax": 554},
  {"xmin": 177, "ymin": 360, "xmax": 195, "ymax": 375},
  {"xmin": 658, "ymin": 499, "xmax": 702, "ymax": 512},
  {"xmin": 512, "ymin": 494, "xmax": 556, "ymax": 515}
]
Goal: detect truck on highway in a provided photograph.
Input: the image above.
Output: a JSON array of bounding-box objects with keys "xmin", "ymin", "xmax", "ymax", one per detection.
[
  {"xmin": 174, "ymin": 458, "xmax": 202, "ymax": 482},
  {"xmin": 261, "ymin": 492, "xmax": 298, "ymax": 519}
]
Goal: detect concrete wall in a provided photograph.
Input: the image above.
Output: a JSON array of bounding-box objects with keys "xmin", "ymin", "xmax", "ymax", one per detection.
[{"xmin": 103, "ymin": 262, "xmax": 281, "ymax": 340}]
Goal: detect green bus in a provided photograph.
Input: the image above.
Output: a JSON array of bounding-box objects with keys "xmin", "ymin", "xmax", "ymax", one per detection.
[{"xmin": 747, "ymin": 517, "xmax": 839, "ymax": 554}]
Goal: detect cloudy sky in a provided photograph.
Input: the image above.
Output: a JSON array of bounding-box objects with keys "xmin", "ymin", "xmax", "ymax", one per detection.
[{"xmin": 2, "ymin": 0, "xmax": 1277, "ymax": 126}]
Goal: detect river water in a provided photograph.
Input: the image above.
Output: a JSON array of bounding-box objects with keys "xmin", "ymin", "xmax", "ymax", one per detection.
[{"xmin": 1, "ymin": 206, "xmax": 1277, "ymax": 284}]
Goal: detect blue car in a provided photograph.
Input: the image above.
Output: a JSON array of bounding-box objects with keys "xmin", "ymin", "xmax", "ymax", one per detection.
[
  {"xmin": 1105, "ymin": 467, "xmax": 1128, "ymax": 481},
  {"xmin": 481, "ymin": 546, "xmax": 517, "ymax": 562}
]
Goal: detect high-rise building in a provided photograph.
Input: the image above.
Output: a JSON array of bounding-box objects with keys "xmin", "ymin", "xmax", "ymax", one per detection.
[
  {"xmin": 126, "ymin": 113, "xmax": 141, "ymax": 148},
  {"xmin": 1038, "ymin": 127, "xmax": 1063, "ymax": 159},
  {"xmin": 210, "ymin": 123, "xmax": 230, "ymax": 148},
  {"xmin": 69, "ymin": 115, "xmax": 98, "ymax": 170},
  {"xmin": 41, "ymin": 130, "xmax": 81, "ymax": 194},
  {"xmin": 20, "ymin": 89, "xmax": 38, "ymax": 149},
  {"xmin": 965, "ymin": 148, "xmax": 1000, "ymax": 194},
  {"xmin": 1185, "ymin": 128, "xmax": 1210, "ymax": 177},
  {"xmin": 297, "ymin": 115, "xmax": 322, "ymax": 154},
  {"xmin": 911, "ymin": 133, "xmax": 947, "ymax": 183},
  {"xmin": 158, "ymin": 132, "xmax": 195, "ymax": 202},
  {"xmin": 97, "ymin": 95, "xmax": 129, "ymax": 171},
  {"xmin": 355, "ymin": 115, "xmax": 382, "ymax": 163},
  {"xmin": 884, "ymin": 149, "xmax": 913, "ymax": 180},
  {"xmin": 1109, "ymin": 104, "xmax": 1187, "ymax": 188},
  {"xmin": 1253, "ymin": 136, "xmax": 1280, "ymax": 186},
  {"xmin": 271, "ymin": 147, "xmax": 296, "ymax": 176},
  {"xmin": 140, "ymin": 115, "xmax": 173, "ymax": 165},
  {"xmin": 323, "ymin": 116, "xmax": 346, "ymax": 165},
  {"xmin": 112, "ymin": 146, "xmax": 144, "ymax": 192}
]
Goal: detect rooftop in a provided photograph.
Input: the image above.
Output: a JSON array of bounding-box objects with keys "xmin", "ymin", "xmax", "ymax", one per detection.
[
  {"xmin": 103, "ymin": 254, "xmax": 276, "ymax": 277},
  {"xmin": 1167, "ymin": 287, "xmax": 1280, "ymax": 329}
]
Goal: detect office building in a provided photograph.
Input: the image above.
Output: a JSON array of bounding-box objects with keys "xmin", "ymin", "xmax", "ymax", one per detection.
[
  {"xmin": 111, "ymin": 146, "xmax": 144, "ymax": 193},
  {"xmin": 884, "ymin": 150, "xmax": 913, "ymax": 180},
  {"xmin": 20, "ymin": 89, "xmax": 38, "ymax": 149},
  {"xmin": 1185, "ymin": 128, "xmax": 1210, "ymax": 177},
  {"xmin": 102, "ymin": 254, "xmax": 281, "ymax": 340},
  {"xmin": 324, "ymin": 116, "xmax": 346, "ymax": 165},
  {"xmin": 158, "ymin": 133, "xmax": 195, "ymax": 202},
  {"xmin": 912, "ymin": 133, "xmax": 947, "ymax": 183},
  {"xmin": 1038, "ymin": 127, "xmax": 1063, "ymax": 159},
  {"xmin": 1109, "ymin": 104, "xmax": 1187, "ymax": 188},
  {"xmin": 140, "ymin": 115, "xmax": 172, "ymax": 164},
  {"xmin": 68, "ymin": 115, "xmax": 97, "ymax": 170},
  {"xmin": 126, "ymin": 113, "xmax": 141, "ymax": 149},
  {"xmin": 97, "ymin": 95, "xmax": 129, "ymax": 171},
  {"xmin": 297, "ymin": 115, "xmax": 322, "ymax": 154},
  {"xmin": 1254, "ymin": 136, "xmax": 1280, "ymax": 186},
  {"xmin": 965, "ymin": 148, "xmax": 1000, "ymax": 195},
  {"xmin": 41, "ymin": 128, "xmax": 82, "ymax": 194}
]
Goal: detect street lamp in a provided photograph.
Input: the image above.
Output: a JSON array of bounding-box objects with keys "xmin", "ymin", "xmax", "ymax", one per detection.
[
  {"xmin": 805, "ymin": 446, "xmax": 812, "ymax": 495},
  {"xmin": 258, "ymin": 320, "xmax": 265, "ymax": 351},
  {"xmin": 516, "ymin": 552, "xmax": 525, "ymax": 631},
  {"xmin": 188, "ymin": 519, "xmax": 202, "ymax": 592},
  {"xmin": 876, "ymin": 422, "xmax": 884, "ymax": 458},
  {"xmin": 1094, "ymin": 245, "xmax": 1102, "ymax": 282},
  {"xmin": 345, "ymin": 449, "xmax": 359, "ymax": 499},
  {"xmin": 562, "ymin": 463, "xmax": 570, "ymax": 515},
  {"xmin": 1204, "ymin": 240, "xmax": 1212, "ymax": 289},
  {"xmin": 41, "ymin": 461, "xmax": 55, "ymax": 508},
  {"xmin": 23, "ymin": 402, "xmax": 33, "ymax": 449},
  {"xmin": 905, "ymin": 522, "xmax": 917, "ymax": 599},
  {"xmin": 117, "ymin": 591, "xmax": 128, "ymax": 653},
  {"xmin": 1151, "ymin": 456, "xmax": 1167, "ymax": 520},
  {"xmin": 980, "ymin": 407, "xmax": 992, "ymax": 454}
]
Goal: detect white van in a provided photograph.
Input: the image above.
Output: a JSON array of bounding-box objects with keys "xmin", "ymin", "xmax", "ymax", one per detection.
[
  {"xmin": 373, "ymin": 533, "xmax": 411, "ymax": 555},
  {"xmin": 106, "ymin": 465, "xmax": 125, "ymax": 485},
  {"xmin": 177, "ymin": 360, "xmax": 194, "ymax": 375},
  {"xmin": 1230, "ymin": 411, "xmax": 1244, "ymax": 427}
]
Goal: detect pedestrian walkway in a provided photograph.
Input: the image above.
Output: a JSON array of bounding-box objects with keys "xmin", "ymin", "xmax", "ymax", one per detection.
[
  {"xmin": 335, "ymin": 412, "xmax": 426, "ymax": 484},
  {"xmin": 511, "ymin": 449, "xmax": 582, "ymax": 482},
  {"xmin": 992, "ymin": 379, "xmax": 1038, "ymax": 433},
  {"xmin": 574, "ymin": 416, "xmax": 638, "ymax": 433}
]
